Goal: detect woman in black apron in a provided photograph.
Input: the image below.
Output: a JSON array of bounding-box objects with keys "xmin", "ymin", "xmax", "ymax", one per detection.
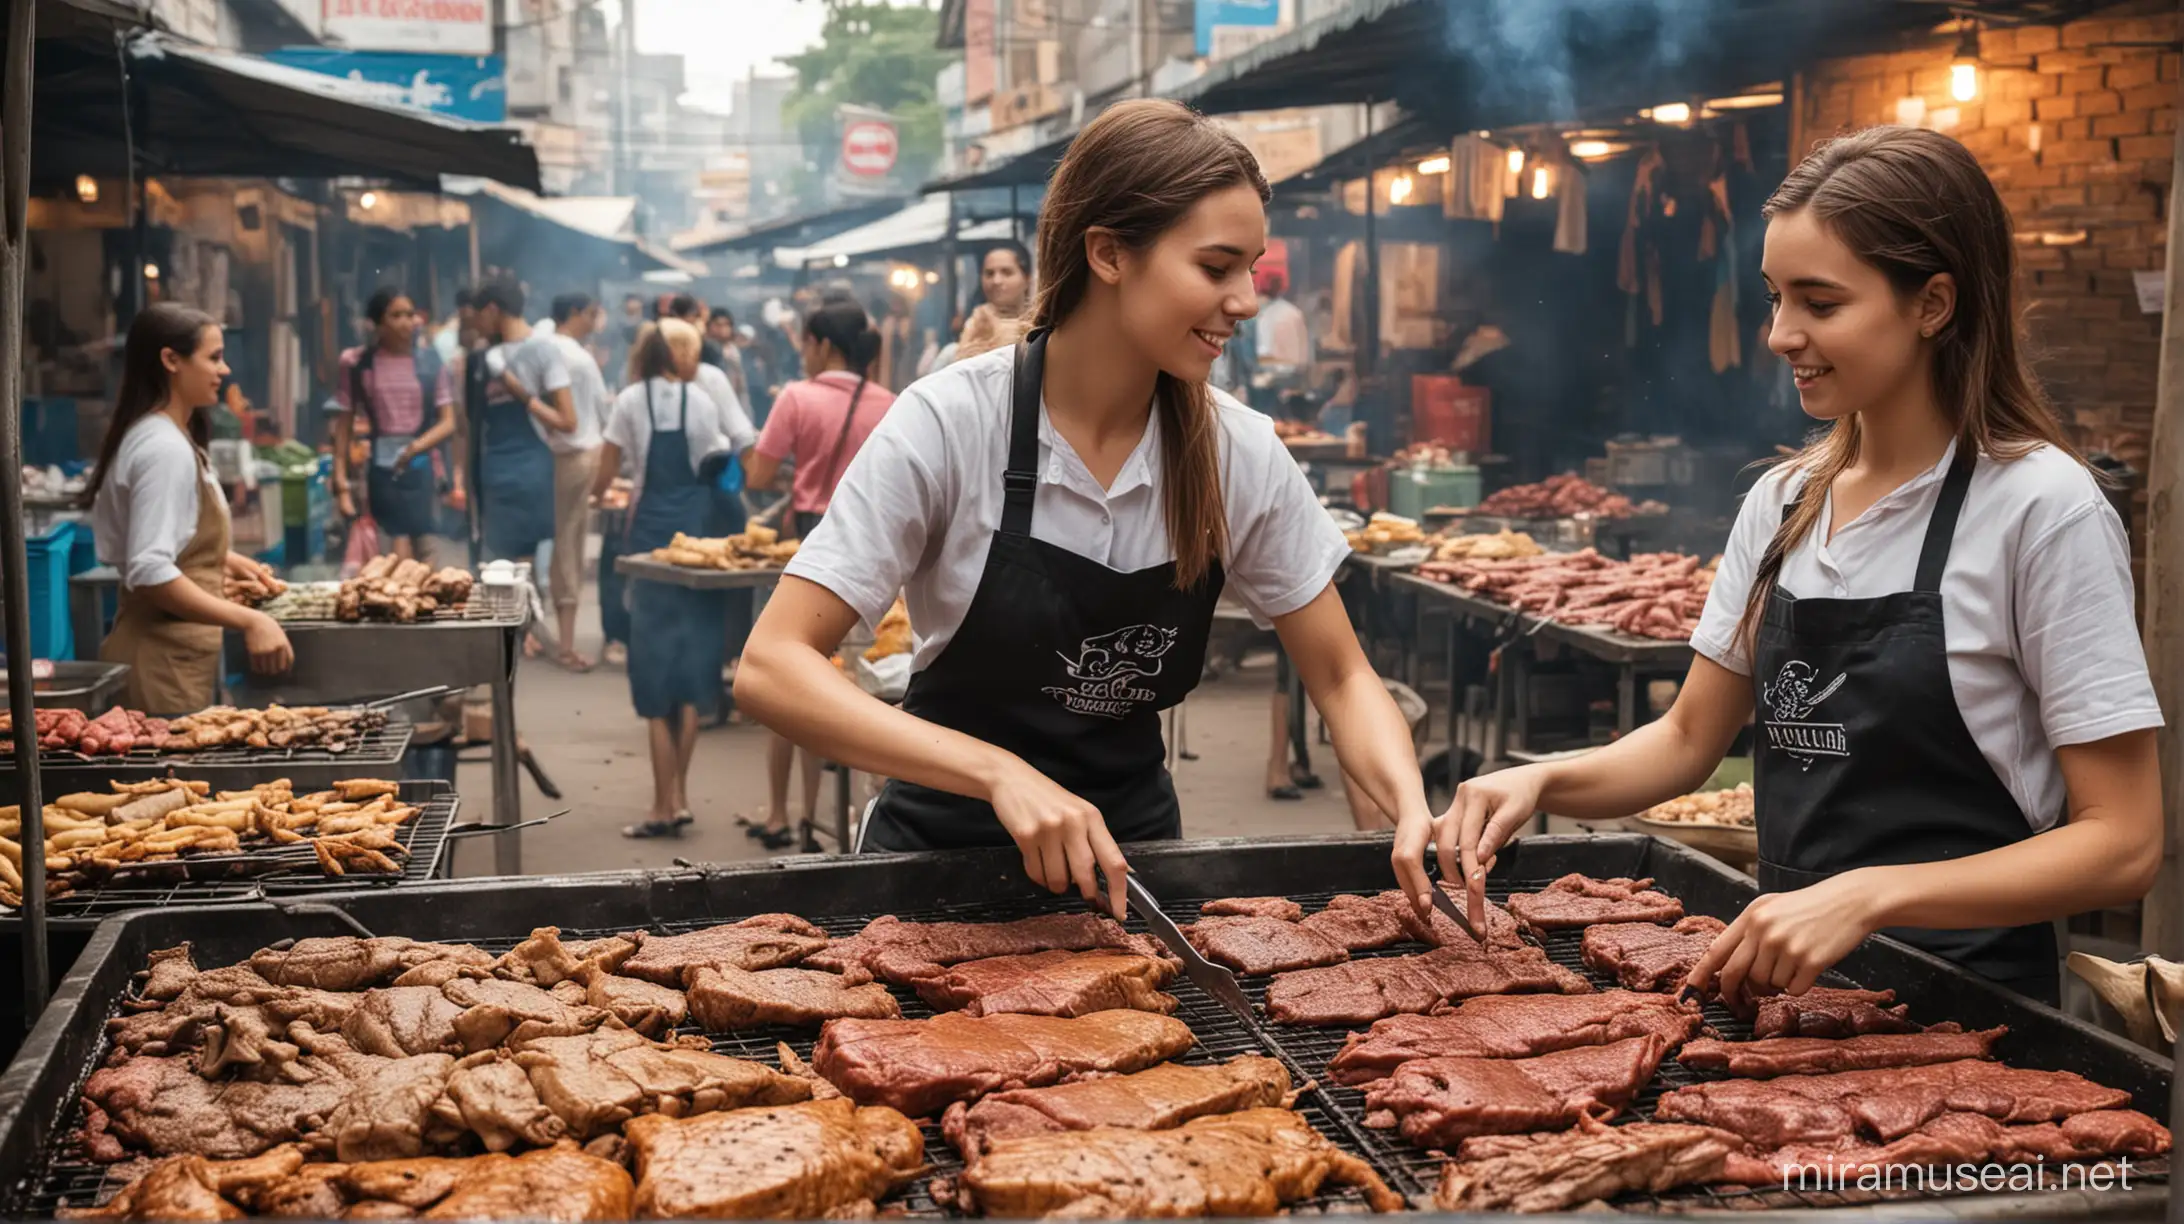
[
  {"xmin": 736, "ymin": 100, "xmax": 1437, "ymax": 918},
  {"xmin": 595, "ymin": 319, "xmax": 736, "ymax": 838},
  {"xmin": 1427, "ymin": 127, "xmax": 2163, "ymax": 1007}
]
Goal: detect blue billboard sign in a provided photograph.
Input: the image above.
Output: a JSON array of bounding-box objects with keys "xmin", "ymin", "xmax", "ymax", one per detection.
[
  {"xmin": 266, "ymin": 48, "xmax": 507, "ymax": 124},
  {"xmin": 1195, "ymin": 0, "xmax": 1280, "ymax": 56}
]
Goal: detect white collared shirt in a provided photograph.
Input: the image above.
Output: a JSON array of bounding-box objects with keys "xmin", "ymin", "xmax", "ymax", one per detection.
[
  {"xmin": 1693, "ymin": 440, "xmax": 2162, "ymax": 830},
  {"xmin": 93, "ymin": 415, "xmax": 225, "ymax": 591},
  {"xmin": 786, "ymin": 345, "xmax": 1351, "ymax": 670}
]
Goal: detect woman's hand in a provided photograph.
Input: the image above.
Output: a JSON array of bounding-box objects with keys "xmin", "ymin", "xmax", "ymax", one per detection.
[
  {"xmin": 1396, "ymin": 765, "xmax": 1551, "ymax": 922},
  {"xmin": 334, "ymin": 482, "xmax": 356, "ymax": 519},
  {"xmin": 242, "ymin": 611, "xmax": 294, "ymax": 675},
  {"xmin": 1685, "ymin": 871, "xmax": 1888, "ymax": 999},
  {"xmin": 987, "ymin": 758, "xmax": 1129, "ymax": 920}
]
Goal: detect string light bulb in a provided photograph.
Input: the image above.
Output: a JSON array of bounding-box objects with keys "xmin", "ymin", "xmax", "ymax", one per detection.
[
  {"xmin": 1531, "ymin": 166, "xmax": 1552, "ymax": 199},
  {"xmin": 1569, "ymin": 140, "xmax": 1613, "ymax": 160},
  {"xmin": 1506, "ymin": 146, "xmax": 1525, "ymax": 175},
  {"xmin": 1416, "ymin": 155, "xmax": 1451, "ymax": 176},
  {"xmin": 1649, "ymin": 102, "xmax": 1693, "ymax": 124},
  {"xmin": 74, "ymin": 175, "xmax": 98, "ymax": 204},
  {"xmin": 1389, "ymin": 173, "xmax": 1414, "ymax": 205},
  {"xmin": 1951, "ymin": 20, "xmax": 1981, "ymax": 102},
  {"xmin": 359, "ymin": 191, "xmax": 379, "ymax": 210}
]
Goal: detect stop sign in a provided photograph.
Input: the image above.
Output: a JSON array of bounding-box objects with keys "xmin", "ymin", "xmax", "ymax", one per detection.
[{"xmin": 842, "ymin": 120, "xmax": 899, "ymax": 177}]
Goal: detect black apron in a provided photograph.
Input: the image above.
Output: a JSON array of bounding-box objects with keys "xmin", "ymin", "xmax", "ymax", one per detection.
[
  {"xmin": 625, "ymin": 382, "xmax": 727, "ymax": 720},
  {"xmin": 861, "ymin": 332, "xmax": 1224, "ymax": 852},
  {"xmin": 1752, "ymin": 445, "xmax": 2059, "ymax": 1004}
]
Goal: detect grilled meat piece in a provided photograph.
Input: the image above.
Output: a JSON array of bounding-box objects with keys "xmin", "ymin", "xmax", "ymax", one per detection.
[
  {"xmin": 1721, "ymin": 1109, "xmax": 2172, "ymax": 1185},
  {"xmin": 416, "ymin": 1144, "xmax": 633, "ymax": 1220},
  {"xmin": 1654, "ymin": 1059, "xmax": 2135, "ymax": 1147},
  {"xmin": 912, "ymin": 949, "xmax": 1180, "ymax": 1017},
  {"xmin": 108, "ymin": 965, "xmax": 361, "ymax": 1061},
  {"xmin": 83, "ymin": 1053, "xmax": 366, "ymax": 1159},
  {"xmin": 249, "ymin": 938, "xmax": 492, "ymax": 993},
  {"xmin": 340, "ymin": 986, "xmax": 468, "ymax": 1058},
  {"xmin": 1329, "ymin": 990, "xmax": 1702, "ymax": 1084},
  {"xmin": 1507, "ymin": 874, "xmax": 1685, "ymax": 935},
  {"xmin": 141, "ymin": 944, "xmax": 201, "ymax": 1002},
  {"xmin": 618, "ymin": 915, "xmax": 830, "ymax": 983},
  {"xmin": 685, "ymin": 964, "xmax": 900, "ymax": 1030},
  {"xmin": 625, "ymin": 1099, "xmax": 924, "ymax": 1218},
  {"xmin": 1181, "ymin": 917, "xmax": 1349, "ymax": 975},
  {"xmin": 441, "ymin": 978, "xmax": 608, "ymax": 1052},
  {"xmin": 510, "ymin": 1027, "xmax": 815, "ymax": 1141},
  {"xmin": 807, "ymin": 912, "xmax": 1167, "ymax": 986},
  {"xmin": 1295, "ymin": 893, "xmax": 1413, "ymax": 952},
  {"xmin": 1434, "ymin": 1117, "xmax": 1747, "ymax": 1214},
  {"xmin": 1198, "ymin": 897, "xmax": 1304, "ymax": 922},
  {"xmin": 1266, "ymin": 943, "xmax": 1591, "ymax": 1026},
  {"xmin": 1738, "ymin": 987, "xmax": 1919, "ymax": 1040},
  {"xmin": 61, "ymin": 1146, "xmax": 306, "ymax": 1221},
  {"xmin": 942, "ymin": 1056, "xmax": 1294, "ymax": 1159},
  {"xmin": 1361, "ymin": 1035, "xmax": 1668, "ymax": 1148},
  {"xmin": 575, "ymin": 967, "xmax": 687, "ymax": 1036},
  {"xmin": 948, "ymin": 1108, "xmax": 1405, "ymax": 1216},
  {"xmin": 490, "ymin": 928, "xmax": 638, "ymax": 987},
  {"xmin": 438, "ymin": 1051, "xmax": 568, "ymax": 1152},
  {"xmin": 1679, "ymin": 1027, "xmax": 2007, "ymax": 1078},
  {"xmin": 813, "ymin": 1009, "xmax": 1196, "ymax": 1118},
  {"xmin": 323, "ymin": 1054, "xmax": 458, "ymax": 1161},
  {"xmin": 1386, "ymin": 887, "xmax": 1528, "ymax": 949},
  {"xmin": 1579, "ymin": 915, "xmax": 1728, "ymax": 992}
]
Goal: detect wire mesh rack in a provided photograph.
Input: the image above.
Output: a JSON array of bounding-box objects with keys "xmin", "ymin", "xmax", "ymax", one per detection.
[{"xmin": 1, "ymin": 781, "xmax": 457, "ymax": 923}]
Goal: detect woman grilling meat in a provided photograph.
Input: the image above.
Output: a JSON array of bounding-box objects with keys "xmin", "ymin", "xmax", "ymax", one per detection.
[
  {"xmin": 88, "ymin": 304, "xmax": 292, "ymax": 713},
  {"xmin": 736, "ymin": 99, "xmax": 1434, "ymax": 918},
  {"xmin": 1419, "ymin": 127, "xmax": 2163, "ymax": 1007}
]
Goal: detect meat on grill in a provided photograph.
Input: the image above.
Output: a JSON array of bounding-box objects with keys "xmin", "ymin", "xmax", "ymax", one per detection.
[
  {"xmin": 1265, "ymin": 943, "xmax": 1592, "ymax": 1026},
  {"xmin": 806, "ymin": 912, "xmax": 1167, "ymax": 986},
  {"xmin": 684, "ymin": 964, "xmax": 900, "ymax": 1030},
  {"xmin": 83, "ymin": 1052, "xmax": 369, "ymax": 1160},
  {"xmin": 1199, "ymin": 896, "xmax": 1304, "ymax": 922},
  {"xmin": 1296, "ymin": 893, "xmax": 1415, "ymax": 952},
  {"xmin": 248, "ymin": 938, "xmax": 493, "ymax": 992},
  {"xmin": 339, "ymin": 986, "xmax": 468, "ymax": 1058},
  {"xmin": 1579, "ymin": 915, "xmax": 1728, "ymax": 992},
  {"xmin": 323, "ymin": 1052, "xmax": 461, "ymax": 1160},
  {"xmin": 941, "ymin": 1056, "xmax": 1294, "ymax": 1158},
  {"xmin": 1386, "ymin": 887, "xmax": 1528, "ymax": 949},
  {"xmin": 811, "ymin": 1009, "xmax": 1196, "ymax": 1118},
  {"xmin": 947, "ymin": 1108, "xmax": 1406, "ymax": 1216},
  {"xmin": 574, "ymin": 966, "xmax": 687, "ymax": 1037},
  {"xmin": 1508, "ymin": 874, "xmax": 1686, "ymax": 935},
  {"xmin": 624, "ymin": 1099, "xmax": 925, "ymax": 1219},
  {"xmin": 1434, "ymin": 1117, "xmax": 1748, "ymax": 1214},
  {"xmin": 439, "ymin": 978, "xmax": 609, "ymax": 1052},
  {"xmin": 1361, "ymin": 1035, "xmax": 1668, "ymax": 1148},
  {"xmin": 1653, "ymin": 1059, "xmax": 2135, "ymax": 1147},
  {"xmin": 508, "ymin": 1027, "xmax": 817, "ymax": 1141},
  {"xmin": 617, "ymin": 914, "xmax": 831, "ymax": 984},
  {"xmin": 912, "ymin": 950, "xmax": 1180, "ymax": 1017},
  {"xmin": 1328, "ymin": 990, "xmax": 1703, "ymax": 1084},
  {"xmin": 60, "ymin": 1145, "xmax": 305, "ymax": 1220},
  {"xmin": 1181, "ymin": 916, "xmax": 1349, "ymax": 975},
  {"xmin": 1678, "ymin": 1027, "xmax": 2007, "ymax": 1078},
  {"xmin": 1720, "ymin": 1109, "xmax": 2173, "ymax": 1186},
  {"xmin": 490, "ymin": 928, "xmax": 638, "ymax": 988},
  {"xmin": 1739, "ymin": 987, "xmax": 1920, "ymax": 1039}
]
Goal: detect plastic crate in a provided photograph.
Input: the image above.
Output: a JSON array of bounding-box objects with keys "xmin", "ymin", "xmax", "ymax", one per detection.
[
  {"xmin": 22, "ymin": 522, "xmax": 76, "ymax": 660},
  {"xmin": 280, "ymin": 462, "xmax": 329, "ymax": 529}
]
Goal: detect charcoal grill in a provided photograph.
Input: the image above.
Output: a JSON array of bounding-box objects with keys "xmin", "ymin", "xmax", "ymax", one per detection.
[
  {"xmin": 0, "ymin": 710, "xmax": 414, "ymax": 804},
  {"xmin": 0, "ymin": 833, "xmax": 2169, "ymax": 1220}
]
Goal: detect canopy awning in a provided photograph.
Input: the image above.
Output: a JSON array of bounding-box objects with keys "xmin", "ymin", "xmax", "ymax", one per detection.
[
  {"xmin": 777, "ymin": 195, "xmax": 1013, "ymax": 268},
  {"xmin": 921, "ymin": 130, "xmax": 1073, "ymax": 194},
  {"xmin": 445, "ymin": 178, "xmax": 705, "ymax": 276},
  {"xmin": 673, "ymin": 198, "xmax": 910, "ymax": 257},
  {"xmin": 29, "ymin": 30, "xmax": 540, "ymax": 190}
]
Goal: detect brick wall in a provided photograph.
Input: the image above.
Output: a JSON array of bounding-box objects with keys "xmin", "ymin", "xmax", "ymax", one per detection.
[{"xmin": 1799, "ymin": 3, "xmax": 2178, "ymax": 487}]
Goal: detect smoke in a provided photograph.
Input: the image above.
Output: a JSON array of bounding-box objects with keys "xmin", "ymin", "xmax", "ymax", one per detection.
[{"xmin": 1437, "ymin": 0, "xmax": 1728, "ymax": 122}]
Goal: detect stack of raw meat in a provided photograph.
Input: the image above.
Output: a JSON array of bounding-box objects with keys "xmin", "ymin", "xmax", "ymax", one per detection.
[
  {"xmin": 1477, "ymin": 473, "xmax": 1656, "ymax": 520},
  {"xmin": 1, "ymin": 706, "xmax": 167, "ymax": 756},
  {"xmin": 1417, "ymin": 548, "xmax": 1713, "ymax": 641}
]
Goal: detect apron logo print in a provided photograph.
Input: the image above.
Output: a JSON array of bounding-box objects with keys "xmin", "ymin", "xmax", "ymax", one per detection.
[
  {"xmin": 1044, "ymin": 624, "xmax": 1178, "ymax": 719},
  {"xmin": 1762, "ymin": 659, "xmax": 1850, "ymax": 768}
]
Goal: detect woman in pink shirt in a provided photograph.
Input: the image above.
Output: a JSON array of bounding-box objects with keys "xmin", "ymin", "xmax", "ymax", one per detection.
[{"xmin": 744, "ymin": 300, "xmax": 893, "ymax": 845}]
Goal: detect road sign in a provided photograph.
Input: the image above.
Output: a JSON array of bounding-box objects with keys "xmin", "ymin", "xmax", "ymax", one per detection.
[{"xmin": 842, "ymin": 120, "xmax": 899, "ymax": 177}]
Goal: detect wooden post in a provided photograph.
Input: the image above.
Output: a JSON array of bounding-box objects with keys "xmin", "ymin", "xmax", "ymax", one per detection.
[{"xmin": 2140, "ymin": 0, "xmax": 2184, "ymax": 963}]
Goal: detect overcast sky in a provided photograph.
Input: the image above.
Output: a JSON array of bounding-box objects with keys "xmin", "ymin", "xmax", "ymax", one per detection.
[{"xmin": 605, "ymin": 0, "xmax": 925, "ymax": 113}]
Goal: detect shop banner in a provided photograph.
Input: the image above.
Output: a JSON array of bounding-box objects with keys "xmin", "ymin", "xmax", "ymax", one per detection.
[
  {"xmin": 267, "ymin": 48, "xmax": 507, "ymax": 122},
  {"xmin": 1195, "ymin": 0, "xmax": 1279, "ymax": 56},
  {"xmin": 322, "ymin": 0, "xmax": 493, "ymax": 56}
]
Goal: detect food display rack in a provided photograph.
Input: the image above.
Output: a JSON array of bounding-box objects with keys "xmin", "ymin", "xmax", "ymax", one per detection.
[
  {"xmin": 0, "ymin": 833, "xmax": 2168, "ymax": 1221},
  {"xmin": 0, "ymin": 710, "xmax": 414, "ymax": 804},
  {"xmin": 613, "ymin": 554, "xmax": 789, "ymax": 591}
]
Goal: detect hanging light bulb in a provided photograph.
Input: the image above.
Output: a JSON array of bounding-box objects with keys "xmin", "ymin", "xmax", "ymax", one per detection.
[
  {"xmin": 1389, "ymin": 173, "xmax": 1414, "ymax": 205},
  {"xmin": 1951, "ymin": 20, "xmax": 1980, "ymax": 102},
  {"xmin": 1648, "ymin": 101, "xmax": 1693, "ymax": 125},
  {"xmin": 1416, "ymin": 155, "xmax": 1451, "ymax": 176},
  {"xmin": 74, "ymin": 175, "xmax": 98, "ymax": 204},
  {"xmin": 359, "ymin": 191, "xmax": 380, "ymax": 210},
  {"xmin": 1506, "ymin": 146, "xmax": 1526, "ymax": 175},
  {"xmin": 1531, "ymin": 166, "xmax": 1552, "ymax": 200}
]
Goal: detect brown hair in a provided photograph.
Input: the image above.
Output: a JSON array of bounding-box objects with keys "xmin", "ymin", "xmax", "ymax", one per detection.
[
  {"xmin": 86, "ymin": 304, "xmax": 221, "ymax": 506},
  {"xmin": 1033, "ymin": 98, "xmax": 1269, "ymax": 589},
  {"xmin": 1735, "ymin": 125, "xmax": 2078, "ymax": 650}
]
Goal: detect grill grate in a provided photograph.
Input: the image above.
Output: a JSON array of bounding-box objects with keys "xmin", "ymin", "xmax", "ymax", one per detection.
[
  {"xmin": 4, "ymin": 782, "xmax": 456, "ymax": 921},
  {"xmin": 0, "ymin": 715, "xmax": 413, "ymax": 774},
  {"xmin": 9, "ymin": 881, "xmax": 2166, "ymax": 1217}
]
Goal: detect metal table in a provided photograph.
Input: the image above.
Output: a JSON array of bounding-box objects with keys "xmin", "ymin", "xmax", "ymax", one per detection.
[{"xmin": 613, "ymin": 555, "xmax": 788, "ymax": 590}]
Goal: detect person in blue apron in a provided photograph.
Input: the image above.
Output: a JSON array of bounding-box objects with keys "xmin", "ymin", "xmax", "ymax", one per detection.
[
  {"xmin": 735, "ymin": 99, "xmax": 1439, "ymax": 917},
  {"xmin": 331, "ymin": 288, "xmax": 459, "ymax": 562},
  {"xmin": 596, "ymin": 318, "xmax": 746, "ymax": 839},
  {"xmin": 464, "ymin": 277, "xmax": 576, "ymax": 570},
  {"xmin": 1428, "ymin": 127, "xmax": 2162, "ymax": 1007}
]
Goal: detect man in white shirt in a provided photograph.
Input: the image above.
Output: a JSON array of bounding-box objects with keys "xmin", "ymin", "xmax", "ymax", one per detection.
[
  {"xmin": 1255, "ymin": 271, "xmax": 1311, "ymax": 372},
  {"xmin": 541, "ymin": 293, "xmax": 609, "ymax": 670}
]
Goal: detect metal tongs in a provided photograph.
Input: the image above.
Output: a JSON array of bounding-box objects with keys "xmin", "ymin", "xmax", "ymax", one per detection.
[
  {"xmin": 1422, "ymin": 864, "xmax": 1485, "ymax": 944},
  {"xmin": 1119, "ymin": 873, "xmax": 1257, "ymax": 1025}
]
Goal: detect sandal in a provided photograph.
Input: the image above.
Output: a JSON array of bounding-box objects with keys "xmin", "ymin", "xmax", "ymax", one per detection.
[
  {"xmin": 1267, "ymin": 784, "xmax": 1304, "ymax": 801},
  {"xmin": 621, "ymin": 818, "xmax": 683, "ymax": 839},
  {"xmin": 1290, "ymin": 765, "xmax": 1323, "ymax": 790},
  {"xmin": 559, "ymin": 651, "xmax": 595, "ymax": 674},
  {"xmin": 674, "ymin": 809, "xmax": 695, "ymax": 828},
  {"xmin": 756, "ymin": 825, "xmax": 797, "ymax": 850}
]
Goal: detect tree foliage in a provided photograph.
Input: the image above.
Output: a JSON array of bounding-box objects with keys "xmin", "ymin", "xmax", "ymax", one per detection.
[{"xmin": 780, "ymin": 1, "xmax": 949, "ymax": 194}]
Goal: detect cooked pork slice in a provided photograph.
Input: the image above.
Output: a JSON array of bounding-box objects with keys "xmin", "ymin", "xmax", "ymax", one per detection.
[
  {"xmin": 1678, "ymin": 1027, "xmax": 2008, "ymax": 1078},
  {"xmin": 1266, "ymin": 943, "xmax": 1591, "ymax": 1026},
  {"xmin": 83, "ymin": 1053, "xmax": 364, "ymax": 1159},
  {"xmin": 618, "ymin": 915, "xmax": 830, "ymax": 984},
  {"xmin": 1508, "ymin": 874, "xmax": 1685, "ymax": 935},
  {"xmin": 806, "ymin": 912, "xmax": 1168, "ymax": 985},
  {"xmin": 1434, "ymin": 1117, "xmax": 1747, "ymax": 1213},
  {"xmin": 574, "ymin": 967, "xmax": 686, "ymax": 1036},
  {"xmin": 249, "ymin": 938, "xmax": 493, "ymax": 992},
  {"xmin": 1579, "ymin": 915, "xmax": 1728, "ymax": 992},
  {"xmin": 61, "ymin": 1146, "xmax": 307, "ymax": 1221},
  {"xmin": 913, "ymin": 950, "xmax": 1180, "ymax": 1017},
  {"xmin": 416, "ymin": 1144, "xmax": 634, "ymax": 1220},
  {"xmin": 949, "ymin": 1108, "xmax": 1405, "ymax": 1216},
  {"xmin": 490, "ymin": 928, "xmax": 638, "ymax": 987},
  {"xmin": 1295, "ymin": 893, "xmax": 1414, "ymax": 952},
  {"xmin": 1329, "ymin": 990, "xmax": 1702, "ymax": 1084},
  {"xmin": 1384, "ymin": 887, "xmax": 1528, "ymax": 949},
  {"xmin": 1739, "ymin": 987, "xmax": 1919, "ymax": 1040},
  {"xmin": 1361, "ymin": 1035, "xmax": 1668, "ymax": 1148},
  {"xmin": 323, "ymin": 1054, "xmax": 458, "ymax": 1161},
  {"xmin": 440, "ymin": 978, "xmax": 608, "ymax": 1051},
  {"xmin": 626, "ymin": 1099, "xmax": 924, "ymax": 1218},
  {"xmin": 685, "ymin": 964, "xmax": 901, "ymax": 1030},
  {"xmin": 140, "ymin": 944, "xmax": 201, "ymax": 1003},
  {"xmin": 510, "ymin": 1027, "xmax": 814, "ymax": 1141},
  {"xmin": 1654, "ymin": 1059, "xmax": 2135, "ymax": 1147},
  {"xmin": 438, "ymin": 1051, "xmax": 567, "ymax": 1152},
  {"xmin": 340, "ymin": 986, "xmax": 468, "ymax": 1058},
  {"xmin": 1198, "ymin": 897, "xmax": 1305, "ymax": 922},
  {"xmin": 942, "ymin": 1056, "xmax": 1294, "ymax": 1158},
  {"xmin": 1180, "ymin": 917, "xmax": 1349, "ymax": 975},
  {"xmin": 812, "ymin": 1009, "xmax": 1197, "ymax": 1118}
]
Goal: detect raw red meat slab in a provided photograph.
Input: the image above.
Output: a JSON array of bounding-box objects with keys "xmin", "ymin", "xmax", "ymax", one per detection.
[
  {"xmin": 1361, "ymin": 1035, "xmax": 1669, "ymax": 1148},
  {"xmin": 1508, "ymin": 874, "xmax": 1685, "ymax": 934},
  {"xmin": 1678, "ymin": 1027, "xmax": 2006, "ymax": 1078},
  {"xmin": 1266, "ymin": 944, "xmax": 1591, "ymax": 1026},
  {"xmin": 1329, "ymin": 990, "xmax": 1702, "ymax": 1085}
]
